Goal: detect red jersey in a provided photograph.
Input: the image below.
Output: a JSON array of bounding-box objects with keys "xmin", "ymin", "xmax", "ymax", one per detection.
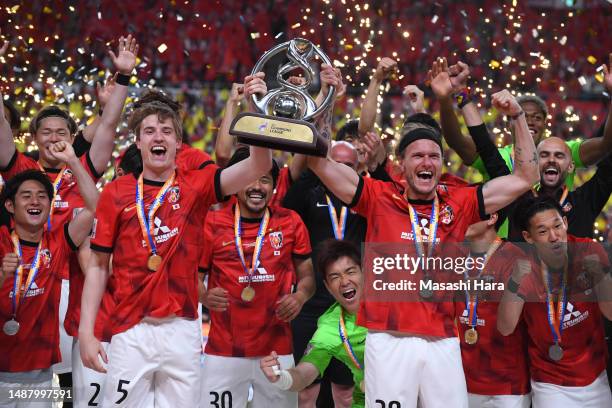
[
  {"xmin": 176, "ymin": 145, "xmax": 213, "ymax": 171},
  {"xmin": 518, "ymin": 235, "xmax": 609, "ymax": 386},
  {"xmin": 455, "ymin": 242, "xmax": 530, "ymax": 395},
  {"xmin": 90, "ymin": 164, "xmax": 223, "ymax": 335},
  {"xmin": 200, "ymin": 204, "xmax": 311, "ymax": 357},
  {"xmin": 353, "ymin": 176, "xmax": 485, "ymax": 336},
  {"xmin": 1, "ymin": 151, "xmax": 101, "ymax": 279},
  {"xmin": 0, "ymin": 225, "xmax": 76, "ymax": 372}
]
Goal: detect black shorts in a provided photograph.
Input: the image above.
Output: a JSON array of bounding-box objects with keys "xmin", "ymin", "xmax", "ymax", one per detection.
[{"xmin": 292, "ymin": 313, "xmax": 354, "ymax": 386}]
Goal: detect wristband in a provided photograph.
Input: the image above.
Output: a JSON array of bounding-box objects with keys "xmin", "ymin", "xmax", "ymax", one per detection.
[
  {"xmin": 454, "ymin": 88, "xmax": 471, "ymax": 109},
  {"xmin": 507, "ymin": 277, "xmax": 520, "ymax": 294},
  {"xmin": 272, "ymin": 368, "xmax": 293, "ymax": 391},
  {"xmin": 116, "ymin": 73, "xmax": 131, "ymax": 86},
  {"xmin": 508, "ymin": 110, "xmax": 524, "ymax": 121}
]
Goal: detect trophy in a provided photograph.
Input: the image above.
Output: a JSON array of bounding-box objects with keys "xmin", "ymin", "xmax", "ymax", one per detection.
[{"xmin": 229, "ymin": 38, "xmax": 335, "ymax": 157}]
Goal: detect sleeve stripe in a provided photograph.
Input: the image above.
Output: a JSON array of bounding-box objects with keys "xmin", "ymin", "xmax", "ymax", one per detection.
[
  {"xmin": 0, "ymin": 150, "xmax": 18, "ymax": 173},
  {"xmin": 292, "ymin": 252, "xmax": 312, "ymax": 260},
  {"xmin": 64, "ymin": 223, "xmax": 79, "ymax": 251},
  {"xmin": 476, "ymin": 184, "xmax": 487, "ymax": 221},
  {"xmin": 198, "ymin": 267, "xmax": 208, "ymax": 273},
  {"xmin": 198, "ymin": 160, "xmax": 214, "ymax": 170},
  {"xmin": 86, "ymin": 152, "xmax": 104, "ymax": 179},
  {"xmin": 90, "ymin": 243, "xmax": 113, "ymax": 254},
  {"xmin": 348, "ymin": 176, "xmax": 365, "ymax": 208}
]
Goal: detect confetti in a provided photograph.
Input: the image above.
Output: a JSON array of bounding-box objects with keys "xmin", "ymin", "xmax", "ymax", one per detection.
[
  {"xmin": 157, "ymin": 43, "xmax": 168, "ymax": 54},
  {"xmin": 587, "ymin": 56, "xmax": 597, "ymax": 65}
]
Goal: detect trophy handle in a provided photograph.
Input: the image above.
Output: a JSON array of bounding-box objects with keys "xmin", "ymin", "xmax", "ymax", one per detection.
[{"xmin": 250, "ymin": 39, "xmax": 335, "ymax": 121}]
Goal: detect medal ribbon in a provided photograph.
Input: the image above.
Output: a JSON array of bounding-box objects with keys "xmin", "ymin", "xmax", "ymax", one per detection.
[
  {"xmin": 10, "ymin": 232, "xmax": 43, "ymax": 318},
  {"xmin": 136, "ymin": 173, "xmax": 176, "ymax": 256},
  {"xmin": 464, "ymin": 238, "xmax": 503, "ymax": 329},
  {"xmin": 541, "ymin": 261, "xmax": 568, "ymax": 345},
  {"xmin": 326, "ymin": 195, "xmax": 348, "ymax": 240},
  {"xmin": 339, "ymin": 309, "xmax": 363, "ymax": 370},
  {"xmin": 407, "ymin": 194, "xmax": 439, "ymax": 259},
  {"xmin": 234, "ymin": 206, "xmax": 270, "ymax": 286},
  {"xmin": 37, "ymin": 164, "xmax": 66, "ymax": 230}
]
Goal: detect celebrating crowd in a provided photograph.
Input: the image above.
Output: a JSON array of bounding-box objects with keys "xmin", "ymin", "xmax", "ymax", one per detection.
[{"xmin": 0, "ymin": 15, "xmax": 612, "ymax": 408}]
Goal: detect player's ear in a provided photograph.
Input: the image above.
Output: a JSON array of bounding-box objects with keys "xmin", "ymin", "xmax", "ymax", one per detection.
[{"xmin": 522, "ymin": 230, "xmax": 534, "ymax": 244}]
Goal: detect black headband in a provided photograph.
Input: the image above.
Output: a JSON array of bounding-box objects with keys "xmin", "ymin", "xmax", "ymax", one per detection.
[{"xmin": 397, "ymin": 128, "xmax": 443, "ymax": 156}]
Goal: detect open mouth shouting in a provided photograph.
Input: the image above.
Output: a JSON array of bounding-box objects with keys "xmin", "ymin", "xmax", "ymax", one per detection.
[
  {"xmin": 417, "ymin": 170, "xmax": 433, "ymax": 180},
  {"xmin": 246, "ymin": 189, "xmax": 267, "ymax": 205},
  {"xmin": 342, "ymin": 288, "xmax": 357, "ymax": 300},
  {"xmin": 150, "ymin": 145, "xmax": 167, "ymax": 159},
  {"xmin": 542, "ymin": 165, "xmax": 560, "ymax": 184}
]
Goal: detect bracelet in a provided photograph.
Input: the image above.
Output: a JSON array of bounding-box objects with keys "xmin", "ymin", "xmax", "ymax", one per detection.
[
  {"xmin": 272, "ymin": 368, "xmax": 293, "ymax": 391},
  {"xmin": 507, "ymin": 277, "xmax": 520, "ymax": 294},
  {"xmin": 454, "ymin": 88, "xmax": 471, "ymax": 109},
  {"xmin": 508, "ymin": 110, "xmax": 524, "ymax": 121},
  {"xmin": 116, "ymin": 73, "xmax": 131, "ymax": 86}
]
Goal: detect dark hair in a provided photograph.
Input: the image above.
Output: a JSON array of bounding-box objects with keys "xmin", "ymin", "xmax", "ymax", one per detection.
[
  {"xmin": 513, "ymin": 195, "xmax": 563, "ymax": 233},
  {"xmin": 397, "ymin": 126, "xmax": 443, "ymax": 157},
  {"xmin": 29, "ymin": 105, "xmax": 78, "ymax": 136},
  {"xmin": 403, "ymin": 113, "xmax": 442, "ymax": 133},
  {"xmin": 117, "ymin": 143, "xmax": 142, "ymax": 177},
  {"xmin": 336, "ymin": 119, "xmax": 359, "ymax": 141},
  {"xmin": 3, "ymin": 99, "xmax": 21, "ymax": 131},
  {"xmin": 316, "ymin": 239, "xmax": 361, "ymax": 280},
  {"xmin": 1, "ymin": 169, "xmax": 54, "ymax": 209},
  {"xmin": 226, "ymin": 146, "xmax": 280, "ymax": 188},
  {"xmin": 133, "ymin": 89, "xmax": 181, "ymax": 114}
]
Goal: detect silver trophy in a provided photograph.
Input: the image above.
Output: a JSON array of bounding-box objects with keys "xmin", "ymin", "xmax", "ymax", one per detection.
[{"xmin": 230, "ymin": 38, "xmax": 335, "ymax": 156}]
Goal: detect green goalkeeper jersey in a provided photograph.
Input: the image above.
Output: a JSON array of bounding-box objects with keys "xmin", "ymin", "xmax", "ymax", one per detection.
[{"xmin": 300, "ymin": 302, "xmax": 367, "ymax": 408}]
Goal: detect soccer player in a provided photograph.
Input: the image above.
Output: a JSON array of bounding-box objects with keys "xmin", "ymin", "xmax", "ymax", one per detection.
[
  {"xmin": 0, "ymin": 140, "xmax": 98, "ymax": 407},
  {"xmin": 79, "ymin": 73, "xmax": 273, "ymax": 407},
  {"xmin": 435, "ymin": 56, "xmax": 612, "ymax": 188},
  {"xmin": 0, "ymin": 34, "xmax": 137, "ymax": 399},
  {"xmin": 306, "ymin": 77, "xmax": 539, "ymax": 406},
  {"xmin": 260, "ymin": 239, "xmax": 366, "ymax": 408},
  {"xmin": 497, "ymin": 195, "xmax": 612, "ymax": 407},
  {"xmin": 199, "ymin": 146, "xmax": 314, "ymax": 408}
]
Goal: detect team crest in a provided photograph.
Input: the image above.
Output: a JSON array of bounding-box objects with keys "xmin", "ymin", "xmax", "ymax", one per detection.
[
  {"xmin": 41, "ymin": 249, "xmax": 52, "ymax": 268},
  {"xmin": 62, "ymin": 169, "xmax": 74, "ymax": 184},
  {"xmin": 269, "ymin": 231, "xmax": 283, "ymax": 249},
  {"xmin": 437, "ymin": 184, "xmax": 448, "ymax": 194},
  {"xmin": 440, "ymin": 205, "xmax": 454, "ymax": 224},
  {"xmin": 562, "ymin": 202, "xmax": 572, "ymax": 213},
  {"xmin": 168, "ymin": 186, "xmax": 180, "ymax": 204}
]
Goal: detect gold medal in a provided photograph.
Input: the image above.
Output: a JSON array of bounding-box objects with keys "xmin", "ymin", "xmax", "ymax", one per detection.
[
  {"xmin": 359, "ymin": 380, "xmax": 365, "ymax": 393},
  {"xmin": 241, "ymin": 286, "xmax": 256, "ymax": 302},
  {"xmin": 464, "ymin": 328, "xmax": 478, "ymax": 345},
  {"xmin": 147, "ymin": 254, "xmax": 162, "ymax": 272}
]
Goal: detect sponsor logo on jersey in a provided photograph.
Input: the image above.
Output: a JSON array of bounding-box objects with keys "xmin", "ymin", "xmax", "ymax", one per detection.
[
  {"xmin": 238, "ymin": 267, "xmax": 276, "ymax": 283},
  {"xmin": 9, "ymin": 281, "xmax": 45, "ymax": 299},
  {"xmin": 151, "ymin": 216, "xmax": 179, "ymax": 244},
  {"xmin": 562, "ymin": 302, "xmax": 589, "ymax": 329},
  {"xmin": 269, "ymin": 231, "xmax": 283, "ymax": 249},
  {"xmin": 53, "ymin": 194, "xmax": 69, "ymax": 209}
]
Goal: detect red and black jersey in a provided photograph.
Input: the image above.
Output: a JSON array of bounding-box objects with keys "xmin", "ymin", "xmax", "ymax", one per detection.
[
  {"xmin": 518, "ymin": 235, "xmax": 609, "ymax": 386},
  {"xmin": 352, "ymin": 175, "xmax": 486, "ymax": 336},
  {"xmin": 455, "ymin": 242, "xmax": 530, "ymax": 396},
  {"xmin": 90, "ymin": 164, "xmax": 224, "ymax": 335},
  {"xmin": 176, "ymin": 145, "xmax": 213, "ymax": 171},
  {"xmin": 200, "ymin": 204, "xmax": 311, "ymax": 357},
  {"xmin": 0, "ymin": 225, "xmax": 77, "ymax": 372}
]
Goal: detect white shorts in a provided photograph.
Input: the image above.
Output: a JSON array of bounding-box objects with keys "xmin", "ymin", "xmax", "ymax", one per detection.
[
  {"xmin": 364, "ymin": 332, "xmax": 468, "ymax": 408},
  {"xmin": 0, "ymin": 377, "xmax": 52, "ymax": 408},
  {"xmin": 468, "ymin": 393, "xmax": 531, "ymax": 408},
  {"xmin": 531, "ymin": 370, "xmax": 612, "ymax": 408},
  {"xmin": 72, "ymin": 339, "xmax": 109, "ymax": 408},
  {"xmin": 51, "ymin": 279, "xmax": 72, "ymax": 375},
  {"xmin": 200, "ymin": 353, "xmax": 297, "ymax": 408},
  {"xmin": 102, "ymin": 317, "xmax": 201, "ymax": 407}
]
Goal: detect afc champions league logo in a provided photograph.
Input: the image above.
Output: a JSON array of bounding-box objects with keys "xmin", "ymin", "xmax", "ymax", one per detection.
[
  {"xmin": 269, "ymin": 231, "xmax": 283, "ymax": 249},
  {"xmin": 167, "ymin": 186, "xmax": 180, "ymax": 204}
]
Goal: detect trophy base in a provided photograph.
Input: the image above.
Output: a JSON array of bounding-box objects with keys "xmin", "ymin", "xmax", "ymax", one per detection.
[{"xmin": 229, "ymin": 113, "xmax": 329, "ymax": 157}]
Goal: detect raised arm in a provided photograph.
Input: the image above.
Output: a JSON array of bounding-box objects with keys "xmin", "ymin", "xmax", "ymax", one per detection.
[
  {"xmin": 358, "ymin": 57, "xmax": 397, "ymax": 136},
  {"xmin": 429, "ymin": 58, "xmax": 478, "ymax": 164},
  {"xmin": 497, "ymin": 259, "xmax": 530, "ymax": 336},
  {"xmin": 260, "ymin": 351, "xmax": 321, "ymax": 392},
  {"xmin": 575, "ymin": 53, "xmax": 612, "ymax": 166},
  {"xmin": 215, "ymin": 83, "xmax": 244, "ymax": 168},
  {"xmin": 88, "ymin": 35, "xmax": 138, "ymax": 175},
  {"xmin": 481, "ymin": 91, "xmax": 539, "ymax": 214},
  {"xmin": 79, "ymin": 74, "xmax": 116, "ymax": 144},
  {"xmin": 307, "ymin": 155, "xmax": 360, "ymax": 205},
  {"xmin": 47, "ymin": 142, "xmax": 98, "ymax": 245}
]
